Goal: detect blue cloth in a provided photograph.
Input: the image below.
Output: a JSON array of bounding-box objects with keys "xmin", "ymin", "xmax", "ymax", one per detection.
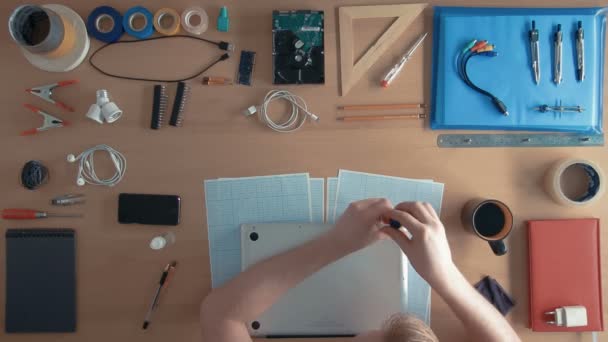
[
  {"xmin": 474, "ymin": 276, "xmax": 516, "ymax": 316},
  {"xmin": 431, "ymin": 7, "xmax": 606, "ymax": 133}
]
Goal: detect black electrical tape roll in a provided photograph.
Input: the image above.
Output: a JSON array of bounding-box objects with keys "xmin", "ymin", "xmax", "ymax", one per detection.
[{"xmin": 20, "ymin": 160, "xmax": 49, "ymax": 190}]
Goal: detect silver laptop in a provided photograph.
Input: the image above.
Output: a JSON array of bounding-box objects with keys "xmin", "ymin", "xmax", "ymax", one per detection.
[{"xmin": 241, "ymin": 223, "xmax": 408, "ymax": 337}]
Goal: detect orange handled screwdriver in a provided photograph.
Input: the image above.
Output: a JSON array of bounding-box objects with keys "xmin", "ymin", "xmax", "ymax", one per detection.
[{"xmin": 1, "ymin": 208, "xmax": 83, "ymax": 220}]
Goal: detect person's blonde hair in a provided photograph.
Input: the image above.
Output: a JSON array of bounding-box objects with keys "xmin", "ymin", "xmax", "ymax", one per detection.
[{"xmin": 382, "ymin": 313, "xmax": 438, "ymax": 342}]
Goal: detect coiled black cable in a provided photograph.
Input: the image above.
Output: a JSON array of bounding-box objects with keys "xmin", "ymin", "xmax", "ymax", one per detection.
[{"xmin": 21, "ymin": 160, "xmax": 49, "ymax": 190}]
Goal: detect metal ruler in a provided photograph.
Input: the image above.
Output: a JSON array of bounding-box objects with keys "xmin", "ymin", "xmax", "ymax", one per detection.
[{"xmin": 437, "ymin": 133, "xmax": 604, "ymax": 148}]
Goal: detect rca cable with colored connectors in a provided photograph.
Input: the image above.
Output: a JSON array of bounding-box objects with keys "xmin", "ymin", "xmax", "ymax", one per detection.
[{"xmin": 457, "ymin": 39, "xmax": 509, "ymax": 116}]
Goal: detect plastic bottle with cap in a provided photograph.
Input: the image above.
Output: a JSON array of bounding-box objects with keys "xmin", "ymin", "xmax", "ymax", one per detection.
[{"xmin": 150, "ymin": 232, "xmax": 176, "ymax": 250}]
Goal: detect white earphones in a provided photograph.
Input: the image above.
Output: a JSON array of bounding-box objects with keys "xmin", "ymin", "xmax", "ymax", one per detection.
[{"xmin": 67, "ymin": 145, "xmax": 126, "ymax": 187}]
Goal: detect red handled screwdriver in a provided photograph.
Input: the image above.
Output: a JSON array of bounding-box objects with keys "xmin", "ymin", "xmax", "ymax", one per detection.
[{"xmin": 1, "ymin": 208, "xmax": 83, "ymax": 220}]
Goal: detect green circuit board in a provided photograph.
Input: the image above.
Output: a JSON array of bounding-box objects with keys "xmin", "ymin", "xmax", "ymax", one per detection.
[
  {"xmin": 273, "ymin": 10, "xmax": 324, "ymax": 51},
  {"xmin": 272, "ymin": 10, "xmax": 325, "ymax": 84}
]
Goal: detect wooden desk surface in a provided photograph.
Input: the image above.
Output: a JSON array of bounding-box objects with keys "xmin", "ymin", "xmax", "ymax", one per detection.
[{"xmin": 0, "ymin": 0, "xmax": 606, "ymax": 341}]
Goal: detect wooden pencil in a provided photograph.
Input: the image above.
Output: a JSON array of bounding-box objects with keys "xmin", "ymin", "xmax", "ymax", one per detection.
[
  {"xmin": 337, "ymin": 114, "xmax": 426, "ymax": 122},
  {"xmin": 337, "ymin": 103, "xmax": 425, "ymax": 111}
]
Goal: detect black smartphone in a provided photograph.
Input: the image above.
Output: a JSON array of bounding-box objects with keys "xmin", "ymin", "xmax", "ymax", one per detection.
[{"xmin": 118, "ymin": 193, "xmax": 181, "ymax": 226}]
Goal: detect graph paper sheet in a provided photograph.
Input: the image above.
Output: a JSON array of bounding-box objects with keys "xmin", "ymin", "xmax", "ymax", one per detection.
[
  {"xmin": 326, "ymin": 177, "xmax": 338, "ymax": 224},
  {"xmin": 310, "ymin": 178, "xmax": 325, "ymax": 223},
  {"xmin": 334, "ymin": 170, "xmax": 444, "ymax": 324},
  {"xmin": 204, "ymin": 173, "xmax": 312, "ymax": 288}
]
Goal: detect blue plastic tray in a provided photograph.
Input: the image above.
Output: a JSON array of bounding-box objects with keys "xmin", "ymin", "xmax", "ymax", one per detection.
[{"xmin": 431, "ymin": 7, "xmax": 606, "ymax": 133}]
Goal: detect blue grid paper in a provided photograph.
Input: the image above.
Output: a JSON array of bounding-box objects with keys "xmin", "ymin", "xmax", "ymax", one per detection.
[
  {"xmin": 204, "ymin": 173, "xmax": 312, "ymax": 288},
  {"xmin": 326, "ymin": 177, "xmax": 338, "ymax": 224},
  {"xmin": 334, "ymin": 170, "xmax": 445, "ymax": 324},
  {"xmin": 310, "ymin": 178, "xmax": 325, "ymax": 223}
]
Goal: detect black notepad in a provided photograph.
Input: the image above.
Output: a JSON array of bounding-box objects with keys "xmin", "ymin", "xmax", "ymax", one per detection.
[{"xmin": 5, "ymin": 229, "xmax": 76, "ymax": 333}]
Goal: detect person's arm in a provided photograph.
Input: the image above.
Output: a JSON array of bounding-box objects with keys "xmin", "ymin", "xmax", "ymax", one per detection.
[
  {"xmin": 200, "ymin": 198, "xmax": 393, "ymax": 342},
  {"xmin": 383, "ymin": 202, "xmax": 521, "ymax": 342}
]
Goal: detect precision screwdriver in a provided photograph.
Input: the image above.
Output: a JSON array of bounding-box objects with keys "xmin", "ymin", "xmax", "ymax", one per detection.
[
  {"xmin": 1, "ymin": 208, "xmax": 83, "ymax": 220},
  {"xmin": 381, "ymin": 32, "xmax": 428, "ymax": 88}
]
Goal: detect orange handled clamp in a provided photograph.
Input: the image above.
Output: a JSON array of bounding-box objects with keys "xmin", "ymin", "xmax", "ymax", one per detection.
[
  {"xmin": 1, "ymin": 208, "xmax": 82, "ymax": 219},
  {"xmin": 21, "ymin": 104, "xmax": 69, "ymax": 136},
  {"xmin": 26, "ymin": 80, "xmax": 78, "ymax": 112}
]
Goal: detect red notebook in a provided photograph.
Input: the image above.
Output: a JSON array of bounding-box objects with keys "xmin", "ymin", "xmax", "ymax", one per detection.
[{"xmin": 528, "ymin": 218, "xmax": 604, "ymax": 332}]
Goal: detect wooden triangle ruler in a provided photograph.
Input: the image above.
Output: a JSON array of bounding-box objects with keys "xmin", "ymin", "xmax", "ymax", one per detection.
[{"xmin": 339, "ymin": 3, "xmax": 427, "ymax": 96}]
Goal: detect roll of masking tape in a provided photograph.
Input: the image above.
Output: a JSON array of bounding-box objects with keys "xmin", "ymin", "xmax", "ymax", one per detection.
[
  {"xmin": 545, "ymin": 158, "xmax": 605, "ymax": 206},
  {"xmin": 9, "ymin": 4, "xmax": 75, "ymax": 59},
  {"xmin": 123, "ymin": 6, "xmax": 154, "ymax": 39},
  {"xmin": 9, "ymin": 5, "xmax": 65, "ymax": 54},
  {"xmin": 44, "ymin": 12, "xmax": 76, "ymax": 59},
  {"xmin": 181, "ymin": 6, "xmax": 208, "ymax": 35},
  {"xmin": 10, "ymin": 4, "xmax": 89, "ymax": 72},
  {"xmin": 154, "ymin": 8, "xmax": 181, "ymax": 36},
  {"xmin": 87, "ymin": 6, "xmax": 123, "ymax": 43}
]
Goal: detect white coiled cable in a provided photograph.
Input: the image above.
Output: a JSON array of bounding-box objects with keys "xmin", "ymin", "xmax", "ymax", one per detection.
[
  {"xmin": 245, "ymin": 90, "xmax": 319, "ymax": 133},
  {"xmin": 67, "ymin": 144, "xmax": 126, "ymax": 187}
]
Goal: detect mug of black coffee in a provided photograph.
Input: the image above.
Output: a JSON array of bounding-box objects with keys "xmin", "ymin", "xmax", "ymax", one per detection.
[{"xmin": 461, "ymin": 199, "xmax": 513, "ymax": 256}]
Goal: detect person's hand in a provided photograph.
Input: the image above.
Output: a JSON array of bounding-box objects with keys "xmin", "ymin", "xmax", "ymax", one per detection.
[
  {"xmin": 328, "ymin": 198, "xmax": 393, "ymax": 254},
  {"xmin": 382, "ymin": 202, "xmax": 456, "ymax": 290}
]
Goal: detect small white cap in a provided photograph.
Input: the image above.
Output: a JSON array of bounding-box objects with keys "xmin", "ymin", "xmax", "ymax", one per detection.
[
  {"xmin": 67, "ymin": 154, "xmax": 76, "ymax": 162},
  {"xmin": 76, "ymin": 178, "xmax": 85, "ymax": 186},
  {"xmin": 150, "ymin": 236, "xmax": 167, "ymax": 250},
  {"xmin": 85, "ymin": 104, "xmax": 104, "ymax": 124}
]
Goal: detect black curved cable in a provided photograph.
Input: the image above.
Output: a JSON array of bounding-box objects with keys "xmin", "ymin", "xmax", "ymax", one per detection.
[{"xmin": 88, "ymin": 35, "xmax": 232, "ymax": 83}]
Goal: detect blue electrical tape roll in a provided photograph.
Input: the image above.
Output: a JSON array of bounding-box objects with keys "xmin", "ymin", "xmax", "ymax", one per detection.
[
  {"xmin": 87, "ymin": 6, "xmax": 124, "ymax": 43},
  {"xmin": 122, "ymin": 6, "xmax": 154, "ymax": 39}
]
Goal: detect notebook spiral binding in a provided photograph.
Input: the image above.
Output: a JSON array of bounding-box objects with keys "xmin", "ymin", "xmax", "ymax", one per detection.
[
  {"xmin": 6, "ymin": 229, "xmax": 74, "ymax": 238},
  {"xmin": 170, "ymin": 81, "xmax": 190, "ymax": 127},
  {"xmin": 151, "ymin": 84, "xmax": 168, "ymax": 130}
]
